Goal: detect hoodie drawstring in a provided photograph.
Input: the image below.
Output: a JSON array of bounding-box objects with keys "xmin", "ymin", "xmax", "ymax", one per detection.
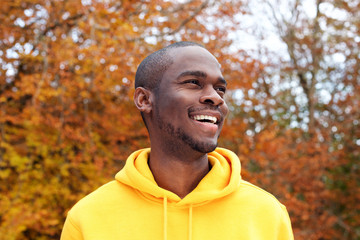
[
  {"xmin": 188, "ymin": 204, "xmax": 193, "ymax": 240},
  {"xmin": 163, "ymin": 197, "xmax": 193, "ymax": 240},
  {"xmin": 163, "ymin": 197, "xmax": 168, "ymax": 240}
]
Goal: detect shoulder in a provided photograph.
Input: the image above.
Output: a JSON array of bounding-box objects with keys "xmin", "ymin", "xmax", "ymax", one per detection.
[
  {"xmin": 62, "ymin": 180, "xmax": 133, "ymax": 239},
  {"xmin": 75, "ymin": 180, "xmax": 120, "ymax": 204},
  {"xmin": 232, "ymin": 180, "xmax": 287, "ymax": 212},
  {"xmin": 67, "ymin": 180, "xmax": 131, "ymax": 219},
  {"xmin": 222, "ymin": 179, "xmax": 291, "ymax": 229}
]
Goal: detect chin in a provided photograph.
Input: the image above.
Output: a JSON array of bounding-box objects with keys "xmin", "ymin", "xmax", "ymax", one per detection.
[{"xmin": 190, "ymin": 141, "xmax": 217, "ymax": 153}]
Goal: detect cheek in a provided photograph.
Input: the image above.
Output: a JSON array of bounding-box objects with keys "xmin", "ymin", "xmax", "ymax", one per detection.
[
  {"xmin": 222, "ymin": 102, "xmax": 229, "ymax": 116},
  {"xmin": 155, "ymin": 94, "xmax": 185, "ymax": 117},
  {"xmin": 159, "ymin": 98, "xmax": 178, "ymax": 113},
  {"xmin": 160, "ymin": 91, "xmax": 190, "ymax": 108}
]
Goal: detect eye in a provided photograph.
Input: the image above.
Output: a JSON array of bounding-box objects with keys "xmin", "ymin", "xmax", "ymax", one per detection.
[
  {"xmin": 184, "ymin": 79, "xmax": 200, "ymax": 85},
  {"xmin": 216, "ymin": 86, "xmax": 226, "ymax": 94}
]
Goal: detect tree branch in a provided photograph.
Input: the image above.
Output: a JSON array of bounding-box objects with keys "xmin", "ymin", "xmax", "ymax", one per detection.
[{"xmin": 127, "ymin": 0, "xmax": 210, "ymax": 42}]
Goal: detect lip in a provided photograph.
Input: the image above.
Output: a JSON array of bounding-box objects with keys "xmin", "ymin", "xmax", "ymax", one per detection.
[
  {"xmin": 188, "ymin": 109, "xmax": 224, "ymax": 136},
  {"xmin": 188, "ymin": 110, "xmax": 223, "ymax": 125},
  {"xmin": 190, "ymin": 118, "xmax": 219, "ymax": 134}
]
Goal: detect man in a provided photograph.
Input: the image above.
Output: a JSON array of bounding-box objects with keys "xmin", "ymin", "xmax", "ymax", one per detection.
[{"xmin": 61, "ymin": 41, "xmax": 294, "ymax": 240}]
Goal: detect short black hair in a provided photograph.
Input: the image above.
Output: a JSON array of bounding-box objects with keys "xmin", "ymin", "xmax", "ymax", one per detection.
[{"xmin": 135, "ymin": 41, "xmax": 205, "ymax": 90}]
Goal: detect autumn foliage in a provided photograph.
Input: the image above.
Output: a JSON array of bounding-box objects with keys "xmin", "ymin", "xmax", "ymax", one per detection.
[{"xmin": 0, "ymin": 0, "xmax": 359, "ymax": 239}]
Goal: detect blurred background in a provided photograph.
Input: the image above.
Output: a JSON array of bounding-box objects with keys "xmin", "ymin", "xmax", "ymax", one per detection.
[{"xmin": 0, "ymin": 0, "xmax": 359, "ymax": 239}]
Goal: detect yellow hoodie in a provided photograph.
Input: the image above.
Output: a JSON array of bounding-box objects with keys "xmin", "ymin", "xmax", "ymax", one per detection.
[{"xmin": 61, "ymin": 148, "xmax": 294, "ymax": 240}]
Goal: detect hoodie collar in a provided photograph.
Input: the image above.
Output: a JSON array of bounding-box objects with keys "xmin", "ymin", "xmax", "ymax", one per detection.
[{"xmin": 115, "ymin": 148, "xmax": 241, "ymax": 206}]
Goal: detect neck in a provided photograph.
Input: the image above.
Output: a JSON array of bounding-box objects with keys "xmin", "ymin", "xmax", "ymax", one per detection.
[{"xmin": 148, "ymin": 144, "xmax": 210, "ymax": 199}]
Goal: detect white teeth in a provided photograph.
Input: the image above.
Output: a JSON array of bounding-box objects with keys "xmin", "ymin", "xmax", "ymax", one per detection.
[{"xmin": 192, "ymin": 115, "xmax": 217, "ymax": 124}]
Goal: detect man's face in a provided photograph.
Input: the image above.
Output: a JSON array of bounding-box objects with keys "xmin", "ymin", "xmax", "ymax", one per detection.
[{"xmin": 150, "ymin": 46, "xmax": 229, "ymax": 153}]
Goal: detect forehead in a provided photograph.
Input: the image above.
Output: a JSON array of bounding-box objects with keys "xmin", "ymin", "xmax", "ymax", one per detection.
[{"xmin": 162, "ymin": 46, "xmax": 222, "ymax": 82}]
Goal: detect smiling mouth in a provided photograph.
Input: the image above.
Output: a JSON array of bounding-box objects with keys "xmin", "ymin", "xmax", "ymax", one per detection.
[{"xmin": 190, "ymin": 115, "xmax": 218, "ymax": 124}]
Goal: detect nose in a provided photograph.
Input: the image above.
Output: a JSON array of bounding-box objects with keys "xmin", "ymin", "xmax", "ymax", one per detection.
[{"xmin": 199, "ymin": 86, "xmax": 225, "ymax": 106}]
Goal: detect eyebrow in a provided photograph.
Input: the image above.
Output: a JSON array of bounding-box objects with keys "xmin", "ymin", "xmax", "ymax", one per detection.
[{"xmin": 176, "ymin": 70, "xmax": 227, "ymax": 85}]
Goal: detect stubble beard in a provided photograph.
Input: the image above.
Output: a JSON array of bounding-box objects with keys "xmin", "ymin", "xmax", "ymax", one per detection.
[{"xmin": 155, "ymin": 108, "xmax": 217, "ymax": 153}]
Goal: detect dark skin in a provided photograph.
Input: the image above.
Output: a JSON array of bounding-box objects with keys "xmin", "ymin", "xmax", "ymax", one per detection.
[{"xmin": 134, "ymin": 46, "xmax": 228, "ymax": 198}]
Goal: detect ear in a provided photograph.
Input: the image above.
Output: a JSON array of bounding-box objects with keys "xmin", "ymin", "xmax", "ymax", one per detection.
[{"xmin": 134, "ymin": 87, "xmax": 153, "ymax": 113}]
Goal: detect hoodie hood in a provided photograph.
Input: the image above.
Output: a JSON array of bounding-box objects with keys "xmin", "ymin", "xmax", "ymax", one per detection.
[
  {"xmin": 115, "ymin": 147, "xmax": 241, "ymax": 206},
  {"xmin": 62, "ymin": 148, "xmax": 294, "ymax": 240}
]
